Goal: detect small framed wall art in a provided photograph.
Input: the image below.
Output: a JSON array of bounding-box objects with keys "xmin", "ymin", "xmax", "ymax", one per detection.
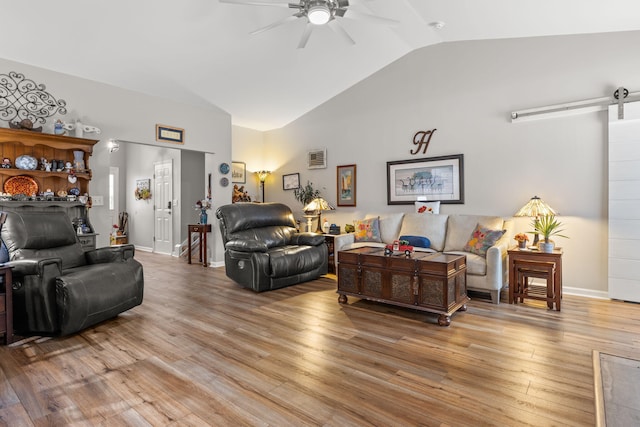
[
  {"xmin": 155, "ymin": 124, "xmax": 184, "ymax": 144},
  {"xmin": 231, "ymin": 161, "xmax": 246, "ymax": 183},
  {"xmin": 337, "ymin": 164, "xmax": 356, "ymax": 206},
  {"xmin": 282, "ymin": 172, "xmax": 300, "ymax": 190}
]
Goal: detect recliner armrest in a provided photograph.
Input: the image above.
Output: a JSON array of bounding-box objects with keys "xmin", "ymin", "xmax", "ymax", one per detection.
[
  {"xmin": 290, "ymin": 233, "xmax": 325, "ymax": 246},
  {"xmin": 7, "ymin": 258, "xmax": 63, "ymax": 277},
  {"xmin": 85, "ymin": 244, "xmax": 136, "ymax": 264},
  {"xmin": 225, "ymin": 239, "xmax": 269, "ymax": 252}
]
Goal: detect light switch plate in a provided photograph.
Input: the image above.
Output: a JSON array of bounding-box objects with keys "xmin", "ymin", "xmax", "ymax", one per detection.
[{"xmin": 92, "ymin": 195, "xmax": 104, "ymax": 206}]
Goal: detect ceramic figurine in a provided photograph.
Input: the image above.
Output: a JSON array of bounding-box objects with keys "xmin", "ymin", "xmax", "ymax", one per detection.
[
  {"xmin": 1, "ymin": 158, "xmax": 11, "ymax": 168},
  {"xmin": 54, "ymin": 119, "xmax": 65, "ymax": 135}
]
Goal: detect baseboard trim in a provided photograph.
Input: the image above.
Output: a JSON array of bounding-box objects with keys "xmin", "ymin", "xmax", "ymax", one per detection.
[
  {"xmin": 135, "ymin": 246, "xmax": 154, "ymax": 253},
  {"xmin": 209, "ymin": 260, "xmax": 224, "ymax": 268},
  {"xmin": 563, "ymin": 286, "xmax": 609, "ymax": 300}
]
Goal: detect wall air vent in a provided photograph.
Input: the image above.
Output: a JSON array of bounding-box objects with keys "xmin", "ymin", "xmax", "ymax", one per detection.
[{"xmin": 307, "ymin": 149, "xmax": 327, "ymax": 169}]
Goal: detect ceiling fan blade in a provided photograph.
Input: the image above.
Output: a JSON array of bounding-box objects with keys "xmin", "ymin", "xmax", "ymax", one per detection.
[
  {"xmin": 219, "ymin": 0, "xmax": 291, "ymax": 7},
  {"xmin": 327, "ymin": 20, "xmax": 355, "ymax": 45},
  {"xmin": 297, "ymin": 23, "xmax": 314, "ymax": 49},
  {"xmin": 250, "ymin": 14, "xmax": 301, "ymax": 35},
  {"xmin": 341, "ymin": 9, "xmax": 400, "ymax": 26}
]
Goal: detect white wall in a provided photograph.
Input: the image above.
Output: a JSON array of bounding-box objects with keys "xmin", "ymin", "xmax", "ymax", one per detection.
[
  {"xmin": 0, "ymin": 58, "xmax": 232, "ymax": 260},
  {"xmin": 234, "ymin": 31, "xmax": 640, "ymax": 296},
  {"xmin": 231, "ymin": 126, "xmax": 265, "ymax": 202}
]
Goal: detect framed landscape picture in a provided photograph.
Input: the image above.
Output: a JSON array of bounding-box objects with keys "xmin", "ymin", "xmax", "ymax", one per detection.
[
  {"xmin": 337, "ymin": 164, "xmax": 356, "ymax": 206},
  {"xmin": 231, "ymin": 161, "xmax": 246, "ymax": 184},
  {"xmin": 387, "ymin": 154, "xmax": 464, "ymax": 205},
  {"xmin": 282, "ymin": 172, "xmax": 300, "ymax": 190}
]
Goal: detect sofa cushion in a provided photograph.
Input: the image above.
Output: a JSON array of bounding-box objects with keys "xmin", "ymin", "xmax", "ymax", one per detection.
[
  {"xmin": 354, "ymin": 217, "xmax": 382, "ymax": 243},
  {"xmin": 399, "ymin": 235, "xmax": 431, "ymax": 248},
  {"xmin": 398, "ymin": 213, "xmax": 449, "ymax": 251},
  {"xmin": 463, "ymin": 224, "xmax": 506, "ymax": 256},
  {"xmin": 365, "ymin": 213, "xmax": 404, "ymax": 244},
  {"xmin": 415, "ymin": 201, "xmax": 440, "ymax": 214},
  {"xmin": 444, "ymin": 215, "xmax": 504, "ymax": 252}
]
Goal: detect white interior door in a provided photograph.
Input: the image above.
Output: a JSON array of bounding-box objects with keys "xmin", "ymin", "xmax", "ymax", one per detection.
[
  {"xmin": 608, "ymin": 102, "xmax": 640, "ymax": 302},
  {"xmin": 154, "ymin": 160, "xmax": 173, "ymax": 254}
]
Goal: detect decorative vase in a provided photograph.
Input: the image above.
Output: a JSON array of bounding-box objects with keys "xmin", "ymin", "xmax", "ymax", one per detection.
[
  {"xmin": 518, "ymin": 240, "xmax": 527, "ymax": 249},
  {"xmin": 539, "ymin": 241, "xmax": 555, "ymax": 253},
  {"xmin": 199, "ymin": 209, "xmax": 208, "ymax": 224},
  {"xmin": 73, "ymin": 151, "xmax": 85, "ymax": 170}
]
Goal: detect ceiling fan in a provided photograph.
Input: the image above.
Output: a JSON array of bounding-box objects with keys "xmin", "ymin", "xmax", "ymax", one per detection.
[{"xmin": 219, "ymin": 0, "xmax": 397, "ymax": 48}]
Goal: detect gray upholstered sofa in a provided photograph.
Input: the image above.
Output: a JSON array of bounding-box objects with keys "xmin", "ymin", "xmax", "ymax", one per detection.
[
  {"xmin": 216, "ymin": 202, "xmax": 328, "ymax": 292},
  {"xmin": 2, "ymin": 210, "xmax": 144, "ymax": 336},
  {"xmin": 334, "ymin": 213, "xmax": 514, "ymax": 303}
]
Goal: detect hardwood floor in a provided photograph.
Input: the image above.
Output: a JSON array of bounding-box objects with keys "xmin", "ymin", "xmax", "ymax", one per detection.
[{"xmin": 1, "ymin": 251, "xmax": 639, "ymax": 426}]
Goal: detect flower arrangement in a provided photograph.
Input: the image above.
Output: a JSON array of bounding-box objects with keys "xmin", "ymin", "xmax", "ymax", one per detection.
[
  {"xmin": 195, "ymin": 199, "xmax": 212, "ymax": 211},
  {"xmin": 195, "ymin": 198, "xmax": 212, "ymax": 224},
  {"xmin": 514, "ymin": 233, "xmax": 529, "ymax": 243}
]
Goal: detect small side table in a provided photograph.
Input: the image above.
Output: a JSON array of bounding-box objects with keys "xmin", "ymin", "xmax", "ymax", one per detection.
[
  {"xmin": 188, "ymin": 224, "xmax": 212, "ymax": 267},
  {"xmin": 508, "ymin": 247, "xmax": 563, "ymax": 310},
  {"xmin": 323, "ymin": 234, "xmax": 340, "ymax": 274},
  {"xmin": 0, "ymin": 265, "xmax": 13, "ymax": 345}
]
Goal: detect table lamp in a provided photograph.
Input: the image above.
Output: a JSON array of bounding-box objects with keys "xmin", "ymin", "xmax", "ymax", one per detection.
[
  {"xmin": 303, "ymin": 197, "xmax": 335, "ymax": 233},
  {"xmin": 514, "ymin": 195, "xmax": 557, "ymax": 246}
]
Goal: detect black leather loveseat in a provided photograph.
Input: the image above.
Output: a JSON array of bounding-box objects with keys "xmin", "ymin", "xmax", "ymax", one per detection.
[
  {"xmin": 1, "ymin": 211, "xmax": 144, "ymax": 336},
  {"xmin": 216, "ymin": 203, "xmax": 328, "ymax": 292}
]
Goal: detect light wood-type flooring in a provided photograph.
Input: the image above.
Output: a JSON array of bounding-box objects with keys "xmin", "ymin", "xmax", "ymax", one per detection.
[{"xmin": 1, "ymin": 251, "xmax": 640, "ymax": 426}]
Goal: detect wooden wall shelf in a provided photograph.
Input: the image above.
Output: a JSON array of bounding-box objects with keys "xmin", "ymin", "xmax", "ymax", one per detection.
[{"xmin": 0, "ymin": 127, "xmax": 98, "ymax": 195}]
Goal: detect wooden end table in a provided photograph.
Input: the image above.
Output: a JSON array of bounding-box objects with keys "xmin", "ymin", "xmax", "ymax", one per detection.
[
  {"xmin": 508, "ymin": 247, "xmax": 563, "ymax": 310},
  {"xmin": 0, "ymin": 265, "xmax": 13, "ymax": 345},
  {"xmin": 188, "ymin": 224, "xmax": 212, "ymax": 267}
]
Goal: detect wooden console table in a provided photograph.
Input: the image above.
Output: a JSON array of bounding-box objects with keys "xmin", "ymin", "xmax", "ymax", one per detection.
[
  {"xmin": 0, "ymin": 265, "xmax": 13, "ymax": 345},
  {"xmin": 187, "ymin": 224, "xmax": 212, "ymax": 267},
  {"xmin": 337, "ymin": 247, "xmax": 468, "ymax": 326}
]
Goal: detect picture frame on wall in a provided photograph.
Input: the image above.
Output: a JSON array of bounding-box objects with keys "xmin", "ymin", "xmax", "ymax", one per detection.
[
  {"xmin": 282, "ymin": 172, "xmax": 300, "ymax": 190},
  {"xmin": 231, "ymin": 161, "xmax": 246, "ymax": 184},
  {"xmin": 155, "ymin": 124, "xmax": 184, "ymax": 144},
  {"xmin": 337, "ymin": 164, "xmax": 356, "ymax": 206},
  {"xmin": 387, "ymin": 154, "xmax": 464, "ymax": 205}
]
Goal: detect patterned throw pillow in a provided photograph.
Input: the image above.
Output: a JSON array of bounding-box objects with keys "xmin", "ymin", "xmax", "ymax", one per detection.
[
  {"xmin": 463, "ymin": 224, "xmax": 506, "ymax": 256},
  {"xmin": 353, "ymin": 217, "xmax": 382, "ymax": 243}
]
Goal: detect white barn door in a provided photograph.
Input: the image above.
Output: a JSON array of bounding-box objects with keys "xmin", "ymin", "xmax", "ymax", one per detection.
[{"xmin": 608, "ymin": 102, "xmax": 640, "ymax": 302}]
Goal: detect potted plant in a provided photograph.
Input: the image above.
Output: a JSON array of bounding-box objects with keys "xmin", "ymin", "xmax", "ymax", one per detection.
[
  {"xmin": 530, "ymin": 215, "xmax": 568, "ymax": 253},
  {"xmin": 514, "ymin": 233, "xmax": 529, "ymax": 249},
  {"xmin": 294, "ymin": 181, "xmax": 321, "ymax": 210}
]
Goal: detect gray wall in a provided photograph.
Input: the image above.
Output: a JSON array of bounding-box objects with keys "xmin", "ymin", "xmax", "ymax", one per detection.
[
  {"xmin": 233, "ymin": 30, "xmax": 640, "ymax": 297},
  {"xmin": 181, "ymin": 150, "xmax": 206, "ymax": 232}
]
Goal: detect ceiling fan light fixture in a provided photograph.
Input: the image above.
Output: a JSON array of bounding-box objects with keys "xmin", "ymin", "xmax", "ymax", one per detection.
[{"xmin": 308, "ymin": 1, "xmax": 331, "ymax": 25}]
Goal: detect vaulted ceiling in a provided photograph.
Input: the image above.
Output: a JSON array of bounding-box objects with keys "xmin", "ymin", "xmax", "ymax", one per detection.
[{"xmin": 2, "ymin": 1, "xmax": 639, "ymax": 131}]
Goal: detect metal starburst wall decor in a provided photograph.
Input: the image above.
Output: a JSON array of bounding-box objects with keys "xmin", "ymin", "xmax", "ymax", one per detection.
[{"xmin": 0, "ymin": 71, "xmax": 67, "ymax": 130}]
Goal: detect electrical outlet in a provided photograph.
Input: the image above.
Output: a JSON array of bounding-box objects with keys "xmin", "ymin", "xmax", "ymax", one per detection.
[{"xmin": 92, "ymin": 195, "xmax": 104, "ymax": 206}]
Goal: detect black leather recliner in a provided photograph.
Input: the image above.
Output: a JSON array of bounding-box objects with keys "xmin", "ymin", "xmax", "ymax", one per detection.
[
  {"xmin": 216, "ymin": 203, "xmax": 328, "ymax": 292},
  {"xmin": 1, "ymin": 211, "xmax": 144, "ymax": 336}
]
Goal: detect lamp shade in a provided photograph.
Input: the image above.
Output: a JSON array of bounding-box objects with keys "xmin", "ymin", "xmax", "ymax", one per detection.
[
  {"xmin": 255, "ymin": 170, "xmax": 270, "ymax": 182},
  {"xmin": 304, "ymin": 197, "xmax": 335, "ymax": 212},
  {"xmin": 514, "ymin": 196, "xmax": 557, "ymax": 217}
]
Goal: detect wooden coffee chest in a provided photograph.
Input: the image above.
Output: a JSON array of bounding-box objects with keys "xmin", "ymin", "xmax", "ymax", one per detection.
[{"xmin": 337, "ymin": 247, "xmax": 468, "ymax": 326}]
